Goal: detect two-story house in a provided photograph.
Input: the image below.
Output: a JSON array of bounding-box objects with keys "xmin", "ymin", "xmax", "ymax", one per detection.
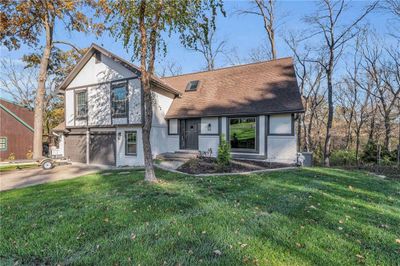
[{"xmin": 53, "ymin": 44, "xmax": 304, "ymax": 166}]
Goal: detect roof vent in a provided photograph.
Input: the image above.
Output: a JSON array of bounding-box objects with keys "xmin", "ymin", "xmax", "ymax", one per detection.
[{"xmin": 186, "ymin": 80, "xmax": 200, "ymax": 91}]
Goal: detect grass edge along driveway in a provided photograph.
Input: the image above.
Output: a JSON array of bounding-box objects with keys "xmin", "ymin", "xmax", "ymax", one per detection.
[{"xmin": 0, "ymin": 168, "xmax": 399, "ymax": 265}]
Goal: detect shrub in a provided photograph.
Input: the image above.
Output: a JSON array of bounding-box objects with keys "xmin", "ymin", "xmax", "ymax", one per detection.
[
  {"xmin": 217, "ymin": 135, "xmax": 231, "ymax": 168},
  {"xmin": 26, "ymin": 150, "xmax": 33, "ymax": 159},
  {"xmin": 330, "ymin": 150, "xmax": 357, "ymax": 166},
  {"xmin": 7, "ymin": 153, "xmax": 15, "ymax": 161},
  {"xmin": 361, "ymin": 141, "xmax": 396, "ymax": 164}
]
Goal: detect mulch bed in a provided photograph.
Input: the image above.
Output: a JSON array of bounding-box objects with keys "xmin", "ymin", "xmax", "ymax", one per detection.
[{"xmin": 177, "ymin": 157, "xmax": 293, "ymax": 174}]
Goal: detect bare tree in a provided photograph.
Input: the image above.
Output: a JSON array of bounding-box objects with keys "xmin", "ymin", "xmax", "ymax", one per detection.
[
  {"xmin": 239, "ymin": 0, "xmax": 277, "ymax": 59},
  {"xmin": 248, "ymin": 42, "xmax": 272, "ymax": 62},
  {"xmin": 0, "ymin": 58, "xmax": 37, "ymax": 109},
  {"xmin": 303, "ymin": 0, "xmax": 377, "ymax": 166},
  {"xmin": 157, "ymin": 60, "xmax": 183, "ymax": 77},
  {"xmin": 358, "ymin": 41, "xmax": 400, "ymax": 151},
  {"xmin": 187, "ymin": 26, "xmax": 226, "ymax": 71}
]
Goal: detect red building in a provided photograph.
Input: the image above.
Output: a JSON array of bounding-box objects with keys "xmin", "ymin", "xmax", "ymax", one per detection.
[{"xmin": 0, "ymin": 98, "xmax": 34, "ymax": 160}]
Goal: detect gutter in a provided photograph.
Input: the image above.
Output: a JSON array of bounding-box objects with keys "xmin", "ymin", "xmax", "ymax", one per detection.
[{"xmin": 0, "ymin": 103, "xmax": 34, "ymax": 132}]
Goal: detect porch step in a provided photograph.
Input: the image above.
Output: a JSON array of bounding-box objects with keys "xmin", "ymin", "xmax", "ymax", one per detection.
[{"xmin": 156, "ymin": 151, "xmax": 199, "ymax": 162}]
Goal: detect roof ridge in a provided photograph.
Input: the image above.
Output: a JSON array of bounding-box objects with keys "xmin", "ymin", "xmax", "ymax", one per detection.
[{"xmin": 161, "ymin": 57, "xmax": 293, "ymax": 79}]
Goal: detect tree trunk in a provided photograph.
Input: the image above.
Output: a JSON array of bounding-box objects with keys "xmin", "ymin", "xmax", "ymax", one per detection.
[
  {"xmin": 142, "ymin": 75, "xmax": 156, "ymax": 182},
  {"xmin": 383, "ymin": 113, "xmax": 391, "ymax": 151},
  {"xmin": 297, "ymin": 114, "xmax": 302, "ymax": 151},
  {"xmin": 355, "ymin": 128, "xmax": 361, "ymax": 166},
  {"xmin": 33, "ymin": 16, "xmax": 53, "ymax": 159},
  {"xmin": 138, "ymin": 0, "xmax": 157, "ymax": 182},
  {"xmin": 324, "ymin": 70, "xmax": 334, "ymax": 167}
]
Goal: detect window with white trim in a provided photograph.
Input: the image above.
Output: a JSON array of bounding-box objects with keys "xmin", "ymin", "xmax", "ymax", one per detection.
[
  {"xmin": 125, "ymin": 131, "xmax": 137, "ymax": 155},
  {"xmin": 0, "ymin": 137, "xmax": 7, "ymax": 151}
]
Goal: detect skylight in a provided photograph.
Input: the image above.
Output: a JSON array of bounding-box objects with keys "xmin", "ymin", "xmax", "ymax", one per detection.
[{"xmin": 186, "ymin": 80, "xmax": 200, "ymax": 91}]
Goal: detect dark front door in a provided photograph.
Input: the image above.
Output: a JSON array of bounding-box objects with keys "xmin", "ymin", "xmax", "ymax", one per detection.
[{"xmin": 180, "ymin": 119, "xmax": 200, "ymax": 150}]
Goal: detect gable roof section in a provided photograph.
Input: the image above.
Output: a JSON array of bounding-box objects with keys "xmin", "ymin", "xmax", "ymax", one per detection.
[
  {"xmin": 57, "ymin": 43, "xmax": 181, "ymax": 96},
  {"xmin": 161, "ymin": 58, "xmax": 304, "ymax": 119},
  {"xmin": 0, "ymin": 98, "xmax": 34, "ymax": 131}
]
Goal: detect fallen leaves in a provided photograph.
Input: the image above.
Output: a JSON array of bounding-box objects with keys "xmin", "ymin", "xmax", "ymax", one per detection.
[
  {"xmin": 213, "ymin": 249, "xmax": 222, "ymax": 256},
  {"xmin": 396, "ymin": 239, "xmax": 400, "ymax": 244}
]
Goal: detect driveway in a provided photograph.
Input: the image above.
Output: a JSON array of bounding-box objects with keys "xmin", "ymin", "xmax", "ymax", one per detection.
[{"xmin": 0, "ymin": 163, "xmax": 110, "ymax": 192}]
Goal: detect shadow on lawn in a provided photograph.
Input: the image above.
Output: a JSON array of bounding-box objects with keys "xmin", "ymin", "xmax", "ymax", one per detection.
[{"xmin": 1, "ymin": 167, "xmax": 399, "ymax": 265}]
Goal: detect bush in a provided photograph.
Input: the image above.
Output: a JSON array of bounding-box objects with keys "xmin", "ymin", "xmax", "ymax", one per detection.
[
  {"xmin": 217, "ymin": 135, "xmax": 231, "ymax": 168},
  {"xmin": 7, "ymin": 153, "xmax": 15, "ymax": 161},
  {"xmin": 361, "ymin": 141, "xmax": 397, "ymax": 164},
  {"xmin": 26, "ymin": 150, "xmax": 33, "ymax": 159},
  {"xmin": 330, "ymin": 150, "xmax": 357, "ymax": 166}
]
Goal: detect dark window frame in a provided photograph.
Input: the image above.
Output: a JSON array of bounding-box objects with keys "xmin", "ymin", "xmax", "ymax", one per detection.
[
  {"xmin": 125, "ymin": 131, "xmax": 137, "ymax": 156},
  {"xmin": 227, "ymin": 116, "xmax": 258, "ymax": 153},
  {"xmin": 111, "ymin": 81, "xmax": 129, "ymax": 118},
  {"xmin": 0, "ymin": 136, "xmax": 7, "ymax": 151},
  {"xmin": 185, "ymin": 80, "xmax": 200, "ymax": 91},
  {"xmin": 167, "ymin": 119, "xmax": 179, "ymax": 135},
  {"xmin": 75, "ymin": 90, "xmax": 88, "ymax": 120}
]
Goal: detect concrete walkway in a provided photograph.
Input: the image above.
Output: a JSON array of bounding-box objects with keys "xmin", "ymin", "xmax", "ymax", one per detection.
[{"xmin": 0, "ymin": 163, "xmax": 110, "ymax": 192}]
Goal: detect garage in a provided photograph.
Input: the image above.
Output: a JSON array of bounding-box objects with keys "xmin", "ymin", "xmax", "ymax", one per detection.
[
  {"xmin": 89, "ymin": 132, "xmax": 116, "ymax": 165},
  {"xmin": 64, "ymin": 133, "xmax": 87, "ymax": 163}
]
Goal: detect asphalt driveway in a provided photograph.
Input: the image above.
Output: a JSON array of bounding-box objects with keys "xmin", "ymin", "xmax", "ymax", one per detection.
[{"xmin": 0, "ymin": 163, "xmax": 110, "ymax": 191}]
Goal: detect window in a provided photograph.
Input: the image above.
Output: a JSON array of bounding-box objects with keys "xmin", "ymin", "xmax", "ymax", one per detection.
[
  {"xmin": 0, "ymin": 137, "xmax": 7, "ymax": 151},
  {"xmin": 186, "ymin": 80, "xmax": 200, "ymax": 91},
  {"xmin": 125, "ymin": 131, "xmax": 137, "ymax": 155},
  {"xmin": 229, "ymin": 117, "xmax": 256, "ymax": 151},
  {"xmin": 111, "ymin": 82, "xmax": 128, "ymax": 117},
  {"xmin": 269, "ymin": 114, "xmax": 293, "ymax": 135},
  {"xmin": 75, "ymin": 91, "xmax": 87, "ymax": 119}
]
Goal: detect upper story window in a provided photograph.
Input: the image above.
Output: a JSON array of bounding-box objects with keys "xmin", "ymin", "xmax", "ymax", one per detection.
[
  {"xmin": 111, "ymin": 82, "xmax": 128, "ymax": 118},
  {"xmin": 75, "ymin": 90, "xmax": 87, "ymax": 119},
  {"xmin": 186, "ymin": 80, "xmax": 200, "ymax": 91},
  {"xmin": 0, "ymin": 137, "xmax": 7, "ymax": 151}
]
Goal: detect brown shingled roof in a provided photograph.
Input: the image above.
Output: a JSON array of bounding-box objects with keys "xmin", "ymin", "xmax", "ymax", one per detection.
[{"xmin": 162, "ymin": 57, "xmax": 304, "ymax": 119}]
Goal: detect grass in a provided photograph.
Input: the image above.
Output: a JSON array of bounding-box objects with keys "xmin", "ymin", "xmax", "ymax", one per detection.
[
  {"xmin": 0, "ymin": 163, "xmax": 38, "ymax": 173},
  {"xmin": 0, "ymin": 168, "xmax": 399, "ymax": 265}
]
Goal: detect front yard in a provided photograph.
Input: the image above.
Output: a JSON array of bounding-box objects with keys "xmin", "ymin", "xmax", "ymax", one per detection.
[{"xmin": 0, "ymin": 168, "xmax": 399, "ymax": 265}]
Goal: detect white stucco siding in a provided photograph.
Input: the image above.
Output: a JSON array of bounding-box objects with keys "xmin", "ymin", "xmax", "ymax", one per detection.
[
  {"xmin": 168, "ymin": 119, "xmax": 178, "ymax": 134},
  {"xmin": 67, "ymin": 54, "xmax": 134, "ymax": 89},
  {"xmin": 200, "ymin": 117, "xmax": 218, "ymax": 134},
  {"xmin": 65, "ymin": 53, "xmax": 141, "ymax": 128},
  {"xmin": 269, "ymin": 114, "xmax": 292, "ymax": 134},
  {"xmin": 199, "ymin": 135, "xmax": 219, "ymax": 157},
  {"xmin": 88, "ymin": 83, "xmax": 111, "ymax": 126},
  {"xmin": 167, "ymin": 136, "xmax": 180, "ymax": 151},
  {"xmin": 65, "ymin": 90, "xmax": 75, "ymax": 127},
  {"xmin": 150, "ymin": 125, "xmax": 169, "ymax": 155},
  {"xmin": 116, "ymin": 126, "xmax": 144, "ymax": 166},
  {"xmin": 220, "ymin": 117, "xmax": 227, "ymax": 139},
  {"xmin": 259, "ymin": 115, "xmax": 266, "ymax": 155},
  {"xmin": 152, "ymin": 89, "xmax": 174, "ymax": 127},
  {"xmin": 129, "ymin": 78, "xmax": 142, "ymax": 124},
  {"xmin": 267, "ymin": 135, "xmax": 297, "ymax": 163}
]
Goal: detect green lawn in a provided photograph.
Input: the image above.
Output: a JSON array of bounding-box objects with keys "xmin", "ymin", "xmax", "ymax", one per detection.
[
  {"xmin": 0, "ymin": 163, "xmax": 38, "ymax": 173},
  {"xmin": 1, "ymin": 168, "xmax": 399, "ymax": 265}
]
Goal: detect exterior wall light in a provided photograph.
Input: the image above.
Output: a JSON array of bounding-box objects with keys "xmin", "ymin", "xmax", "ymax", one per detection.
[
  {"xmin": 118, "ymin": 132, "xmax": 122, "ymax": 140},
  {"xmin": 207, "ymin": 123, "xmax": 212, "ymax": 131}
]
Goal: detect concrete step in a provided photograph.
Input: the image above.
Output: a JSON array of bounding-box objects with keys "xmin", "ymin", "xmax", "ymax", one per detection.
[{"xmin": 156, "ymin": 151, "xmax": 199, "ymax": 162}]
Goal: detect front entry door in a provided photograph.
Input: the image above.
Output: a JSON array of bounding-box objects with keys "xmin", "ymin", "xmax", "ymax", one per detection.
[{"xmin": 180, "ymin": 119, "xmax": 200, "ymax": 150}]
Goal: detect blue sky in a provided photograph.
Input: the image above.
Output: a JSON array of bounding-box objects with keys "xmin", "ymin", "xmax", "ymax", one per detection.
[{"xmin": 0, "ymin": 1, "xmax": 396, "ymax": 77}]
